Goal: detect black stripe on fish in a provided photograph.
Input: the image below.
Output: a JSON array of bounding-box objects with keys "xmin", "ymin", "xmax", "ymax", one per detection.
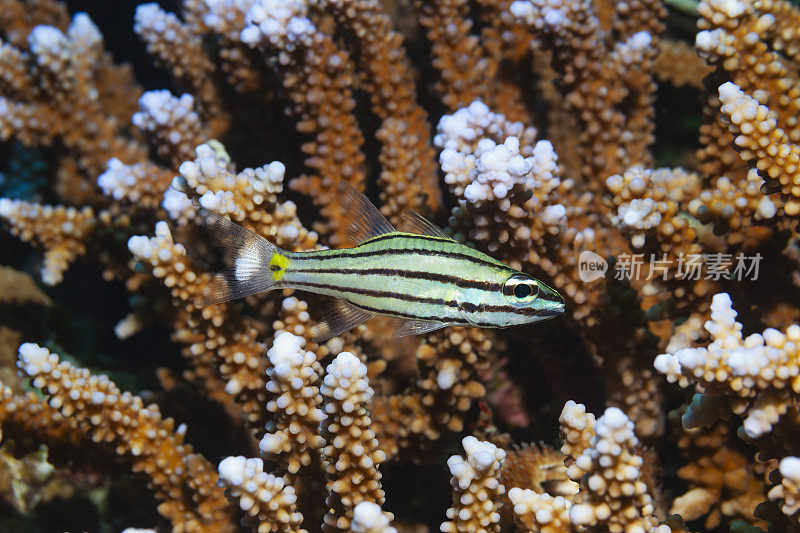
[
  {"xmin": 287, "ymin": 280, "xmax": 456, "ymax": 308},
  {"xmin": 286, "ymin": 267, "xmax": 504, "ymax": 292},
  {"xmin": 291, "ymin": 247, "xmax": 506, "ymax": 270}
]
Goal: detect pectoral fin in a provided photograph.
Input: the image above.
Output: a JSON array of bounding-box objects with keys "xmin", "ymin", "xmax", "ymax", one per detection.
[
  {"xmin": 313, "ymin": 298, "xmax": 374, "ymax": 342},
  {"xmin": 393, "ymin": 318, "xmax": 447, "ymax": 337}
]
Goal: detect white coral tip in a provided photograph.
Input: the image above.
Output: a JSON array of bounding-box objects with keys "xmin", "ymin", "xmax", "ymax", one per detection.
[{"xmin": 780, "ymin": 457, "xmax": 800, "ymax": 481}]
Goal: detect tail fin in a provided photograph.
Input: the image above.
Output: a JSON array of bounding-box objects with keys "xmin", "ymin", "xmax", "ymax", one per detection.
[{"xmin": 195, "ymin": 208, "xmax": 287, "ymax": 306}]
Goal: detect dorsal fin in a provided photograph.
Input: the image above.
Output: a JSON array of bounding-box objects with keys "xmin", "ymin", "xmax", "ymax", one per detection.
[
  {"xmin": 400, "ymin": 209, "xmax": 453, "ymax": 240},
  {"xmin": 338, "ymin": 181, "xmax": 395, "ymax": 246}
]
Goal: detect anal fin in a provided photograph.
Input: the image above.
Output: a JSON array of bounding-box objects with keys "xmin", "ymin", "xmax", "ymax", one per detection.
[
  {"xmin": 313, "ymin": 298, "xmax": 374, "ymax": 342},
  {"xmin": 394, "ymin": 319, "xmax": 447, "ymax": 337}
]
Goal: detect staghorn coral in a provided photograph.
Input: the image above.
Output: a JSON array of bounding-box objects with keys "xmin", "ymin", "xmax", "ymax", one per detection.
[
  {"xmin": 351, "ymin": 501, "xmax": 396, "ymax": 533},
  {"xmin": 3, "ymin": 0, "xmax": 800, "ymax": 531},
  {"xmin": 670, "ymin": 422, "xmax": 772, "ymax": 529},
  {"xmin": 0, "ymin": 199, "xmax": 95, "ymax": 285},
  {"xmin": 561, "ymin": 403, "xmax": 663, "ymax": 531},
  {"xmin": 10, "ymin": 344, "xmax": 237, "ymax": 532},
  {"xmin": 128, "ymin": 218, "xmax": 272, "ymax": 432},
  {"xmin": 605, "ymin": 166, "xmax": 702, "ymax": 258},
  {"xmin": 0, "ymin": 264, "xmax": 49, "ymax": 306},
  {"xmin": 509, "ymin": 0, "xmax": 665, "ymax": 182},
  {"xmin": 509, "ymin": 402, "xmax": 667, "ymax": 532},
  {"xmin": 133, "ymin": 3, "xmax": 230, "ymax": 137},
  {"xmin": 239, "ymin": 0, "xmax": 367, "ymax": 246},
  {"xmin": 170, "ymin": 142, "xmax": 318, "ymax": 252},
  {"xmin": 653, "ymin": 38, "xmax": 713, "ymax": 90},
  {"xmin": 769, "ymin": 456, "xmax": 800, "ymax": 525},
  {"xmin": 409, "ymin": 0, "xmax": 497, "ymax": 113},
  {"xmin": 0, "ymin": 11, "xmax": 143, "ymax": 205},
  {"xmin": 0, "ymin": 0, "xmax": 68, "ymax": 49},
  {"xmin": 314, "ymin": 0, "xmax": 442, "ymax": 218},
  {"xmin": 655, "ymin": 292, "xmax": 800, "ymax": 527},
  {"xmin": 441, "ymin": 436, "xmax": 506, "ymax": 533},
  {"xmin": 655, "ymin": 293, "xmax": 800, "ymax": 444},
  {"xmin": 320, "ymin": 351, "xmax": 386, "ymax": 531},
  {"xmin": 717, "ymin": 81, "xmax": 800, "ymax": 216},
  {"xmin": 131, "ymin": 90, "xmax": 209, "ymax": 168},
  {"xmin": 258, "ymin": 332, "xmax": 325, "ymax": 476},
  {"xmin": 0, "ymin": 265, "xmax": 51, "ymax": 397},
  {"xmin": 212, "ymin": 346, "xmax": 392, "ymax": 533},
  {"xmin": 369, "ymin": 325, "xmax": 496, "ymax": 461},
  {"xmin": 217, "ymin": 456, "xmax": 306, "ymax": 533},
  {"xmin": 439, "ymin": 101, "xmax": 670, "ymax": 437}
]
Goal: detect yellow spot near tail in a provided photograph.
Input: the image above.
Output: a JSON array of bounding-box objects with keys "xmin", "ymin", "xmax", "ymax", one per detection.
[{"xmin": 269, "ymin": 253, "xmax": 289, "ymax": 281}]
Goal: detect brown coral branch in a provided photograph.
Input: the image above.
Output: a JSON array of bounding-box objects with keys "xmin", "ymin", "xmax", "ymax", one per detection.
[{"xmin": 15, "ymin": 344, "xmax": 238, "ymax": 532}]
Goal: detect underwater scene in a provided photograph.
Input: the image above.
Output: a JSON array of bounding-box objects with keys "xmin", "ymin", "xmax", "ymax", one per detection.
[{"xmin": 1, "ymin": 0, "xmax": 800, "ymax": 531}]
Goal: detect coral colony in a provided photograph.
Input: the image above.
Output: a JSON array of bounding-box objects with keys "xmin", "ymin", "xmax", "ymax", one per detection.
[{"xmin": 1, "ymin": 0, "xmax": 800, "ymax": 531}]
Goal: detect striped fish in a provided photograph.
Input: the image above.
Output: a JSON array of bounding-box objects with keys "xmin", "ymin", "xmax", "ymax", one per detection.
[{"xmin": 197, "ymin": 182, "xmax": 564, "ymax": 341}]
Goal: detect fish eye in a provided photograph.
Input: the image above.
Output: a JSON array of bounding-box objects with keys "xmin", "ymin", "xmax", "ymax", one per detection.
[
  {"xmin": 503, "ymin": 275, "xmax": 538, "ymax": 301},
  {"xmin": 514, "ymin": 283, "xmax": 532, "ymax": 299}
]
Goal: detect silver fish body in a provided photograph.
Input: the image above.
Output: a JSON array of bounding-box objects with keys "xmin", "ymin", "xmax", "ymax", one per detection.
[
  {"xmin": 197, "ymin": 182, "xmax": 564, "ymax": 340},
  {"xmin": 279, "ymin": 233, "xmax": 564, "ymax": 328}
]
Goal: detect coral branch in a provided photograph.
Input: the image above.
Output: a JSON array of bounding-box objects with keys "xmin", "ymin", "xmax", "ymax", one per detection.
[
  {"xmin": 441, "ymin": 436, "xmax": 506, "ymax": 533},
  {"xmin": 259, "ymin": 332, "xmax": 325, "ymax": 475},
  {"xmin": 240, "ymin": 0, "xmax": 366, "ymax": 245},
  {"xmin": 217, "ymin": 456, "xmax": 307, "ymax": 533},
  {"xmin": 718, "ymin": 81, "xmax": 800, "ymax": 216},
  {"xmin": 16, "ymin": 343, "xmax": 237, "ymax": 532},
  {"xmin": 315, "ymin": 0, "xmax": 442, "ymax": 213},
  {"xmin": 0, "ymin": 199, "xmax": 95, "ymax": 285},
  {"xmin": 321, "ymin": 351, "xmax": 386, "ymax": 531}
]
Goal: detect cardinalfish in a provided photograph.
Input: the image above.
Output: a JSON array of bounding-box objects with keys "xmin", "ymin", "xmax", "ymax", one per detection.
[{"xmin": 196, "ymin": 182, "xmax": 565, "ymax": 341}]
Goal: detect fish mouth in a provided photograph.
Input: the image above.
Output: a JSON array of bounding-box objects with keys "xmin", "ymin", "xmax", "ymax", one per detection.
[
  {"xmin": 538, "ymin": 284, "xmax": 566, "ymax": 316},
  {"xmin": 537, "ymin": 302, "xmax": 564, "ymax": 318}
]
